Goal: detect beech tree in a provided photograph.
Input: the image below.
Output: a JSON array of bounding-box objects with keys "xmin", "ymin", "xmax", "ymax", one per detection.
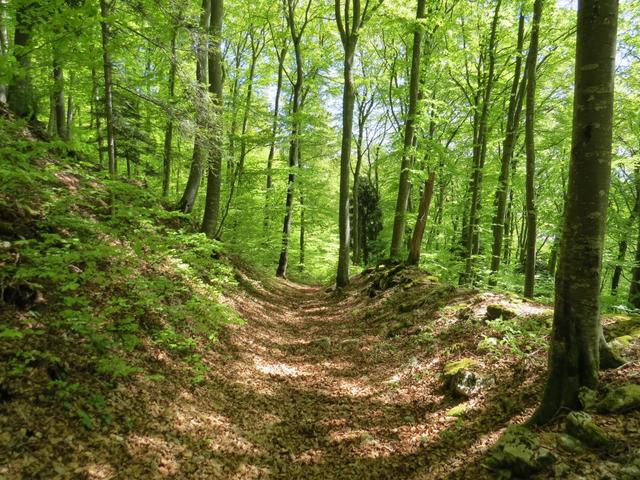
[{"xmin": 532, "ymin": 0, "xmax": 619, "ymax": 424}]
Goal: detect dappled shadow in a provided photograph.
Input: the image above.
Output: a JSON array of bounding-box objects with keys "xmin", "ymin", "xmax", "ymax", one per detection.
[{"xmin": 1, "ymin": 268, "xmax": 551, "ymax": 479}]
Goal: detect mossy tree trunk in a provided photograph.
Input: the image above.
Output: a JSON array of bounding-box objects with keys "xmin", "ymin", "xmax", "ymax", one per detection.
[{"xmin": 532, "ymin": 0, "xmax": 619, "ymax": 425}]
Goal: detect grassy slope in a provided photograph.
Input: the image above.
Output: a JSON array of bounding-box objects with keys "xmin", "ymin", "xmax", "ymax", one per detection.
[{"xmin": 0, "ymin": 113, "xmax": 244, "ymax": 478}]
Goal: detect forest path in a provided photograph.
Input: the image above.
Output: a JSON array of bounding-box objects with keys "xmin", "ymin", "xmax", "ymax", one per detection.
[{"xmin": 204, "ymin": 272, "xmax": 450, "ymax": 479}]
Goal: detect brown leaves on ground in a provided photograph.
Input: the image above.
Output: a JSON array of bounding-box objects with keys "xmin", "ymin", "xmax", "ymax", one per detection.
[{"xmin": 1, "ymin": 264, "xmax": 639, "ymax": 479}]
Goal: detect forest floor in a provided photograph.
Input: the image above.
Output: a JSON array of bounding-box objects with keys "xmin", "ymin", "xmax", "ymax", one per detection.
[
  {"xmin": 2, "ymin": 257, "xmax": 640, "ymax": 479},
  {"xmin": 1, "ymin": 111, "xmax": 639, "ymax": 479}
]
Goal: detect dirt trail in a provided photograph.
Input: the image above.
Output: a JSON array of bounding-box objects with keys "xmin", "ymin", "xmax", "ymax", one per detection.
[{"xmin": 202, "ymin": 273, "xmax": 472, "ymax": 479}]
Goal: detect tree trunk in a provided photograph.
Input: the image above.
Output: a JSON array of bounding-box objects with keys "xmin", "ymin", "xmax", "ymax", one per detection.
[
  {"xmin": 8, "ymin": 2, "xmax": 36, "ymax": 120},
  {"xmin": 337, "ymin": 46, "xmax": 356, "ymax": 287},
  {"xmin": 201, "ymin": 0, "xmax": 224, "ymax": 238},
  {"xmin": 523, "ymin": 0, "xmax": 543, "ymax": 299},
  {"xmin": 99, "ymin": 0, "xmax": 116, "ymax": 177},
  {"xmin": 489, "ymin": 11, "xmax": 526, "ymax": 285},
  {"xmin": 276, "ymin": 1, "xmax": 306, "ymax": 278},
  {"xmin": 462, "ymin": 0, "xmax": 501, "ymax": 284},
  {"xmin": 532, "ymin": 0, "xmax": 619, "ymax": 425},
  {"xmin": 176, "ymin": 0, "xmax": 211, "ymax": 213},
  {"xmin": 264, "ymin": 46, "xmax": 287, "ymax": 229},
  {"xmin": 0, "ymin": 0, "xmax": 8, "ymax": 103},
  {"xmin": 299, "ymin": 193, "xmax": 305, "ymax": 271},
  {"xmin": 66, "ymin": 71, "xmax": 74, "ymax": 140},
  {"xmin": 389, "ymin": 0, "xmax": 426, "ymax": 258},
  {"xmin": 162, "ymin": 26, "xmax": 178, "ymax": 198},
  {"xmin": 217, "ymin": 32, "xmax": 263, "ymax": 235},
  {"xmin": 52, "ymin": 47, "xmax": 67, "ymax": 140},
  {"xmin": 407, "ymin": 171, "xmax": 435, "ymax": 265},
  {"xmin": 91, "ymin": 66, "xmax": 105, "ymax": 167}
]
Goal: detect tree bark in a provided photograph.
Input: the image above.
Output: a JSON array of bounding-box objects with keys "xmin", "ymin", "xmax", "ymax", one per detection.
[
  {"xmin": 8, "ymin": 1, "xmax": 36, "ymax": 120},
  {"xmin": 52, "ymin": 48, "xmax": 67, "ymax": 140},
  {"xmin": 176, "ymin": 0, "xmax": 211, "ymax": 213},
  {"xmin": 407, "ymin": 171, "xmax": 435, "ymax": 265},
  {"xmin": 489, "ymin": 11, "xmax": 526, "ymax": 285},
  {"xmin": 532, "ymin": 0, "xmax": 619, "ymax": 425},
  {"xmin": 523, "ymin": 0, "xmax": 543, "ymax": 299},
  {"xmin": 201, "ymin": 0, "xmax": 224, "ymax": 238},
  {"xmin": 162, "ymin": 26, "xmax": 178, "ymax": 198},
  {"xmin": 389, "ymin": 0, "xmax": 426, "ymax": 258},
  {"xmin": 99, "ymin": 0, "xmax": 116, "ymax": 177},
  {"xmin": 264, "ymin": 45, "xmax": 287, "ymax": 229},
  {"xmin": 276, "ymin": 0, "xmax": 310, "ymax": 278},
  {"xmin": 0, "ymin": 0, "xmax": 8, "ymax": 104},
  {"xmin": 461, "ymin": 0, "xmax": 501, "ymax": 284}
]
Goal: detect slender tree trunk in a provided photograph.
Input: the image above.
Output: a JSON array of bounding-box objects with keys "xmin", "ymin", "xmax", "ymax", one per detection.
[
  {"xmin": 201, "ymin": 0, "xmax": 224, "ymax": 238},
  {"xmin": 162, "ymin": 27, "xmax": 178, "ymax": 198},
  {"xmin": 462, "ymin": 0, "xmax": 501, "ymax": 284},
  {"xmin": 390, "ymin": 0, "xmax": 426, "ymax": 258},
  {"xmin": 407, "ymin": 171, "xmax": 436, "ymax": 265},
  {"xmin": 276, "ymin": 2, "xmax": 306, "ymax": 278},
  {"xmin": 336, "ymin": 46, "xmax": 356, "ymax": 287},
  {"xmin": 489, "ymin": 12, "xmax": 526, "ymax": 285},
  {"xmin": 99, "ymin": 0, "xmax": 116, "ymax": 177},
  {"xmin": 613, "ymin": 173, "xmax": 640, "ymax": 295},
  {"xmin": 0, "ymin": 0, "xmax": 8, "ymax": 103},
  {"xmin": 91, "ymin": 66, "xmax": 105, "ymax": 167},
  {"xmin": 299, "ymin": 192, "xmax": 305, "ymax": 271},
  {"xmin": 176, "ymin": 0, "xmax": 211, "ymax": 213},
  {"xmin": 265, "ymin": 46, "xmax": 286, "ymax": 228},
  {"xmin": 532, "ymin": 0, "xmax": 619, "ymax": 424},
  {"xmin": 52, "ymin": 46, "xmax": 67, "ymax": 140},
  {"xmin": 523, "ymin": 0, "xmax": 543, "ymax": 299},
  {"xmin": 217, "ymin": 32, "xmax": 263, "ymax": 234},
  {"xmin": 611, "ymin": 240, "xmax": 627, "ymax": 295},
  {"xmin": 66, "ymin": 71, "xmax": 74, "ymax": 139},
  {"xmin": 353, "ymin": 113, "xmax": 365, "ymax": 266}
]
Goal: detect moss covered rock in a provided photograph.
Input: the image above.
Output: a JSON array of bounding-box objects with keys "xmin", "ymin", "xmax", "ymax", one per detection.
[
  {"xmin": 565, "ymin": 411, "xmax": 610, "ymax": 448},
  {"xmin": 485, "ymin": 304, "xmax": 517, "ymax": 320},
  {"xmin": 596, "ymin": 384, "xmax": 640, "ymax": 414},
  {"xmin": 443, "ymin": 358, "xmax": 483, "ymax": 397},
  {"xmin": 486, "ymin": 425, "xmax": 556, "ymax": 478}
]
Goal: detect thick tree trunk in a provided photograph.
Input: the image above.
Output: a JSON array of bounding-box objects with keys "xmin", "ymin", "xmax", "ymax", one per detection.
[
  {"xmin": 162, "ymin": 27, "xmax": 178, "ymax": 198},
  {"xmin": 176, "ymin": 0, "xmax": 211, "ymax": 213},
  {"xmin": 523, "ymin": 0, "xmax": 543, "ymax": 299},
  {"xmin": 201, "ymin": 0, "xmax": 224, "ymax": 238},
  {"xmin": 489, "ymin": 12, "xmax": 526, "ymax": 285},
  {"xmin": 8, "ymin": 2, "xmax": 36, "ymax": 119},
  {"xmin": 99, "ymin": 0, "xmax": 116, "ymax": 177},
  {"xmin": 532, "ymin": 0, "xmax": 619, "ymax": 425},
  {"xmin": 407, "ymin": 171, "xmax": 435, "ymax": 265},
  {"xmin": 389, "ymin": 0, "xmax": 426, "ymax": 259}
]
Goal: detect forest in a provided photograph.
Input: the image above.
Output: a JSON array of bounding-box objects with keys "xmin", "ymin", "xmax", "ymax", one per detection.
[{"xmin": 0, "ymin": 0, "xmax": 640, "ymax": 478}]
